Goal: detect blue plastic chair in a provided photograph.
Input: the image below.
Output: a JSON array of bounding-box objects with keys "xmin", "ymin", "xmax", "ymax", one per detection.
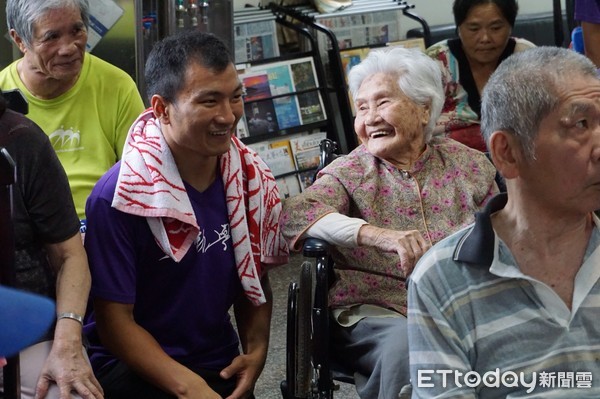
[{"xmin": 572, "ymin": 26, "xmax": 585, "ymax": 54}]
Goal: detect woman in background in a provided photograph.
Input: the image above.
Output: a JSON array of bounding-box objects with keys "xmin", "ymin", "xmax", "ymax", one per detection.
[
  {"xmin": 426, "ymin": 0, "xmax": 535, "ymax": 151},
  {"xmin": 574, "ymin": 0, "xmax": 600, "ymax": 68}
]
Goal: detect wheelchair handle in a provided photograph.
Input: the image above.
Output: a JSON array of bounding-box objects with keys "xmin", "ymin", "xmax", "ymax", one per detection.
[{"xmin": 303, "ymin": 237, "xmax": 330, "ymax": 258}]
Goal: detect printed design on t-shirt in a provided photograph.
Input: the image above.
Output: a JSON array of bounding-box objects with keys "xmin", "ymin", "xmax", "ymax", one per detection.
[
  {"xmin": 49, "ymin": 126, "xmax": 84, "ymax": 153},
  {"xmin": 194, "ymin": 224, "xmax": 231, "ymax": 253}
]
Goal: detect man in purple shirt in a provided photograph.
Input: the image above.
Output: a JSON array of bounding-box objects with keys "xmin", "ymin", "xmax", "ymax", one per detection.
[
  {"xmin": 84, "ymin": 30, "xmax": 288, "ymax": 399},
  {"xmin": 575, "ymin": 0, "xmax": 600, "ymax": 67}
]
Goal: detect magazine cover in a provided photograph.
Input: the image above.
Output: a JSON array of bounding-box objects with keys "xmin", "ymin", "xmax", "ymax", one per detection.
[
  {"xmin": 234, "ymin": 19, "xmax": 279, "ymax": 63},
  {"xmin": 244, "ymin": 99, "xmax": 280, "ymax": 137},
  {"xmin": 276, "ymin": 175, "xmax": 302, "ymax": 199},
  {"xmin": 290, "ymin": 58, "xmax": 319, "ymax": 91},
  {"xmin": 340, "ymin": 47, "xmax": 369, "ymax": 83},
  {"xmin": 297, "ymin": 170, "xmax": 317, "ymax": 192},
  {"xmin": 289, "ymin": 132, "xmax": 327, "ymax": 172},
  {"xmin": 242, "ymin": 72, "xmax": 272, "ymax": 101},
  {"xmin": 256, "ymin": 63, "xmax": 295, "ymax": 95},
  {"xmin": 248, "ymin": 62, "xmax": 302, "ymax": 129},
  {"xmin": 273, "ymin": 96, "xmax": 302, "ymax": 130},
  {"xmin": 249, "ymin": 139, "xmax": 296, "ymax": 177},
  {"xmin": 297, "ymin": 92, "xmax": 326, "ymax": 125},
  {"xmin": 258, "ymin": 146, "xmax": 296, "ymax": 176},
  {"xmin": 236, "ymin": 116, "xmax": 249, "ymax": 139},
  {"xmin": 386, "ymin": 37, "xmax": 426, "ymax": 51},
  {"xmin": 339, "ymin": 47, "xmax": 370, "ymax": 115}
]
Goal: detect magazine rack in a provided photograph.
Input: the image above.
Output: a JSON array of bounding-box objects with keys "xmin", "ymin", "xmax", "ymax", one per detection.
[
  {"xmin": 268, "ymin": 1, "xmax": 431, "ymax": 154},
  {"xmin": 235, "ymin": 8, "xmax": 341, "ymax": 197}
]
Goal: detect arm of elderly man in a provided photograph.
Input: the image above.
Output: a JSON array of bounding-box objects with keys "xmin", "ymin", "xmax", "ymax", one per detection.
[{"xmin": 38, "ymin": 236, "xmax": 102, "ymax": 399}]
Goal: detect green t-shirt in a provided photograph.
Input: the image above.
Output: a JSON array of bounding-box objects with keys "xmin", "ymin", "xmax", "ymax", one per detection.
[{"xmin": 0, "ymin": 53, "xmax": 145, "ymax": 218}]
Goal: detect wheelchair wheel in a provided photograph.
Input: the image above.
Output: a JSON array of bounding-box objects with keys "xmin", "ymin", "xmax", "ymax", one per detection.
[
  {"xmin": 295, "ymin": 261, "xmax": 314, "ymax": 397},
  {"xmin": 282, "ymin": 281, "xmax": 298, "ymax": 399}
]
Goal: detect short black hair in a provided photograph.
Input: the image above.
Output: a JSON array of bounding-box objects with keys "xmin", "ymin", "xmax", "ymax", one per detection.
[
  {"xmin": 453, "ymin": 0, "xmax": 519, "ymax": 27},
  {"xmin": 144, "ymin": 30, "xmax": 233, "ymax": 104}
]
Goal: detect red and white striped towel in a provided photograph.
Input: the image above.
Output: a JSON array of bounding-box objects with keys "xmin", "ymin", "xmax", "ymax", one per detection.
[{"xmin": 112, "ymin": 109, "xmax": 288, "ymax": 305}]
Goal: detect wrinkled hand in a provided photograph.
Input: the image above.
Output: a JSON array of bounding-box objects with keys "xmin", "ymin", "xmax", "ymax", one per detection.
[
  {"xmin": 220, "ymin": 352, "xmax": 263, "ymax": 399},
  {"xmin": 35, "ymin": 344, "xmax": 103, "ymax": 399},
  {"xmin": 359, "ymin": 226, "xmax": 431, "ymax": 276}
]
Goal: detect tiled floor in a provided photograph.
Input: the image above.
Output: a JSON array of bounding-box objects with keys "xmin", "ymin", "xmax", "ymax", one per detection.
[{"xmin": 253, "ymin": 253, "xmax": 359, "ymax": 399}]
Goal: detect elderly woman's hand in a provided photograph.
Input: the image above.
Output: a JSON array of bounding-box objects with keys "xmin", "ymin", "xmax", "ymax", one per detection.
[{"xmin": 357, "ymin": 225, "xmax": 431, "ymax": 276}]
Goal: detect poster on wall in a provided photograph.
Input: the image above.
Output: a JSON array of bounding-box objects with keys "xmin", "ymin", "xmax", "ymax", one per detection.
[{"xmin": 86, "ymin": 0, "xmax": 124, "ymax": 51}]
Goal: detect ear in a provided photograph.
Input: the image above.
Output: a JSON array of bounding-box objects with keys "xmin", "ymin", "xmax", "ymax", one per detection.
[
  {"xmin": 488, "ymin": 131, "xmax": 521, "ymax": 180},
  {"xmin": 9, "ymin": 29, "xmax": 27, "ymax": 54},
  {"xmin": 151, "ymin": 95, "xmax": 170, "ymax": 124}
]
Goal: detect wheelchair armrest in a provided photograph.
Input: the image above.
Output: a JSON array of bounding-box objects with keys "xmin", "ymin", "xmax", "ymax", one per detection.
[{"xmin": 302, "ymin": 237, "xmax": 329, "ymax": 258}]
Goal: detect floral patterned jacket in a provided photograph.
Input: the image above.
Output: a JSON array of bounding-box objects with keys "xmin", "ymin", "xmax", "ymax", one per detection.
[{"xmin": 280, "ymin": 136, "xmax": 498, "ymax": 315}]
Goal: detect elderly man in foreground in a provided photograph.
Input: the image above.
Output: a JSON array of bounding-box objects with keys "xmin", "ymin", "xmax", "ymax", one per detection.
[{"xmin": 408, "ymin": 46, "xmax": 600, "ymax": 398}]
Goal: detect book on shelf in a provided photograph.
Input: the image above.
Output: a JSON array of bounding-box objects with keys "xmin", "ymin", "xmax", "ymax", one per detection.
[
  {"xmin": 289, "ymin": 58, "xmax": 327, "ymax": 124},
  {"xmin": 250, "ymin": 62, "xmax": 295, "ymax": 95}
]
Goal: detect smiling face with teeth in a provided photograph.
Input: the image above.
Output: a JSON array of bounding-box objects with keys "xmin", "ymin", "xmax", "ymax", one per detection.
[
  {"xmin": 154, "ymin": 61, "xmax": 244, "ymax": 162},
  {"xmin": 354, "ymin": 72, "xmax": 431, "ymax": 169}
]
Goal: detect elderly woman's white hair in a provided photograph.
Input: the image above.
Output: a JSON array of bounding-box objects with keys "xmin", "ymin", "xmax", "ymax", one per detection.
[{"xmin": 348, "ymin": 47, "xmax": 444, "ymax": 142}]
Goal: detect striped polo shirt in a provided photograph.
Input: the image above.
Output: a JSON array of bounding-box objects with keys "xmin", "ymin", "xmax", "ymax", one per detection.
[{"xmin": 408, "ymin": 194, "xmax": 600, "ymax": 398}]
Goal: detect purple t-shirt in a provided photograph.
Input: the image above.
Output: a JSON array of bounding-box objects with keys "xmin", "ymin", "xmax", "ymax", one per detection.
[
  {"xmin": 84, "ymin": 162, "xmax": 242, "ymax": 372},
  {"xmin": 575, "ymin": 0, "xmax": 600, "ymax": 23}
]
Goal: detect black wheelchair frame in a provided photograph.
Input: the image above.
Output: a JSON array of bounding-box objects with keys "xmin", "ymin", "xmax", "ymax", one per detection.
[
  {"xmin": 280, "ymin": 238, "xmax": 338, "ymax": 399},
  {"xmin": 280, "ymin": 139, "xmax": 349, "ymax": 399}
]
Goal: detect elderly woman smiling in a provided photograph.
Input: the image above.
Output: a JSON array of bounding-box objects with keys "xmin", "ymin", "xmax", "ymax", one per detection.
[{"xmin": 280, "ymin": 47, "xmax": 499, "ymax": 399}]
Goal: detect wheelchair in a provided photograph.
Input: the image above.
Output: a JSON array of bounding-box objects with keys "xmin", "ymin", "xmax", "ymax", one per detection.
[
  {"xmin": 280, "ymin": 138, "xmax": 349, "ymax": 399},
  {"xmin": 280, "ymin": 239, "xmax": 413, "ymax": 399},
  {"xmin": 279, "ymin": 139, "xmax": 412, "ymax": 399},
  {"xmin": 280, "ymin": 237, "xmax": 338, "ymax": 399}
]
